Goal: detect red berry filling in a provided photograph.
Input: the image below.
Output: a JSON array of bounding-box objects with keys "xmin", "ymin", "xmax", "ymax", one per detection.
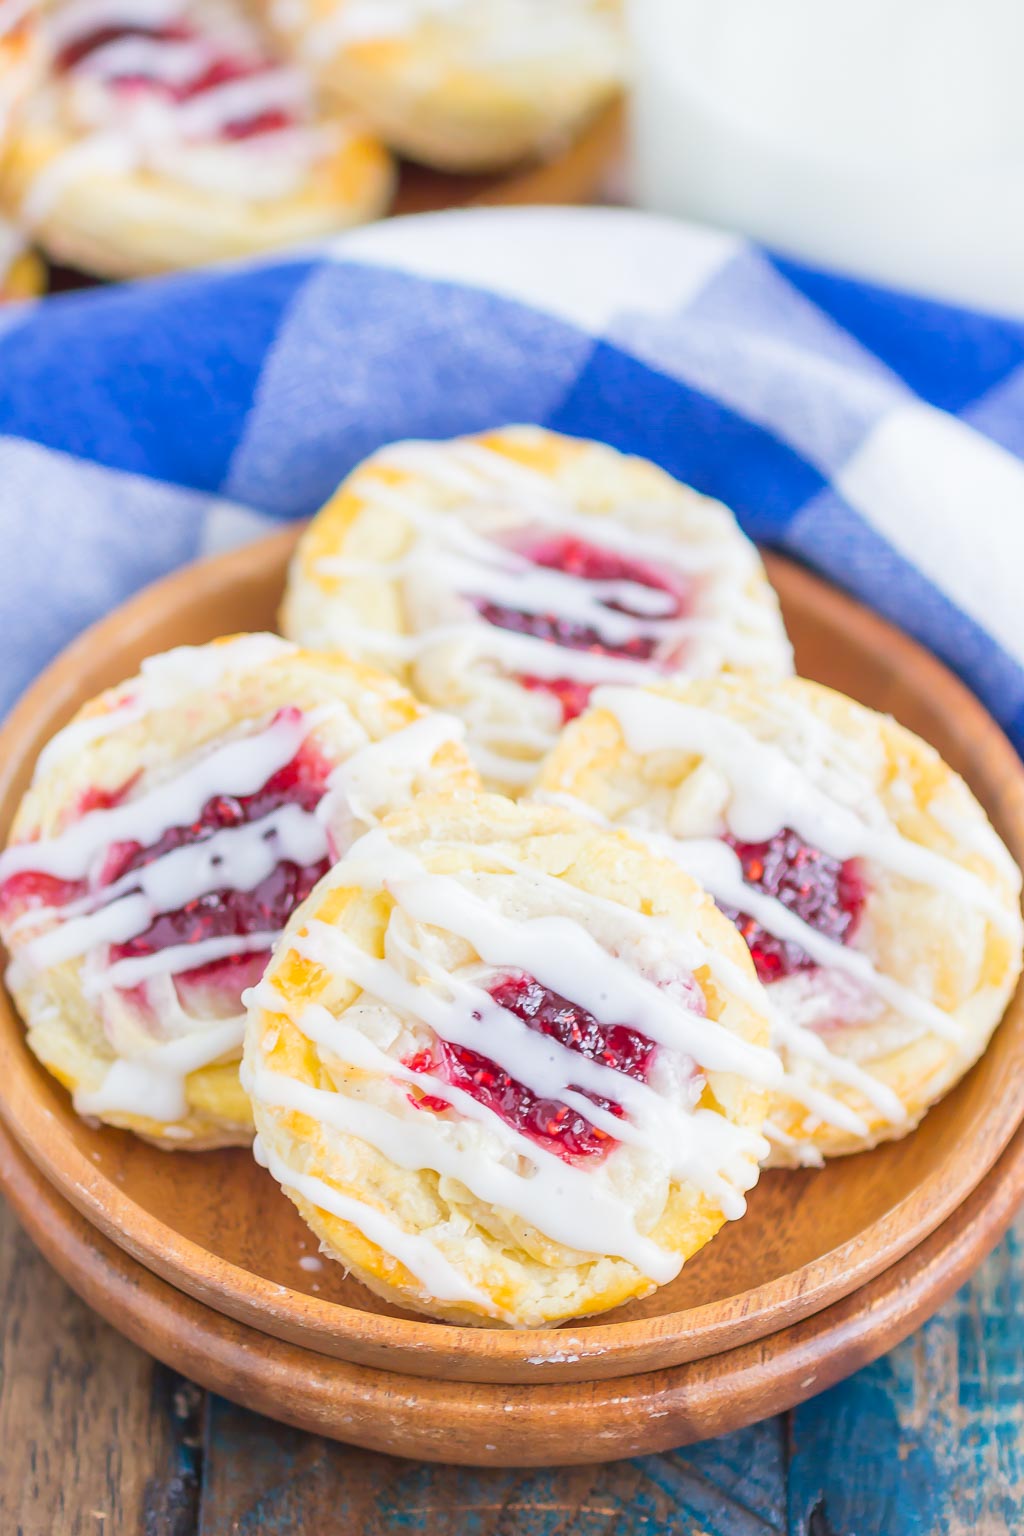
[
  {"xmin": 55, "ymin": 24, "xmax": 297, "ymax": 140},
  {"xmin": 518, "ymin": 673, "xmax": 594, "ymax": 725},
  {"xmin": 103, "ymin": 745, "xmax": 330, "ymax": 990},
  {"xmin": 719, "ymin": 829, "xmax": 866, "ymax": 983},
  {"xmin": 474, "ymin": 536, "xmax": 690, "ymax": 725},
  {"xmin": 0, "ymin": 785, "xmax": 126, "ymax": 920},
  {"xmin": 0, "ymin": 714, "xmax": 332, "ymax": 1008},
  {"xmin": 406, "ymin": 971, "xmax": 656, "ymax": 1162}
]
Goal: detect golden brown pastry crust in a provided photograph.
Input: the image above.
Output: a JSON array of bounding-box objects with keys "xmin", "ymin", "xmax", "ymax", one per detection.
[
  {"xmin": 0, "ymin": 635, "xmax": 479, "ymax": 1149},
  {"xmin": 1, "ymin": 1, "xmax": 393, "ymax": 278},
  {"xmin": 245, "ymin": 792, "xmax": 773, "ymax": 1327},
  {"xmin": 281, "ymin": 425, "xmax": 793, "ymax": 795},
  {"xmin": 258, "ymin": 0, "xmax": 624, "ymax": 171},
  {"xmin": 534, "ymin": 674, "xmax": 1024, "ymax": 1163}
]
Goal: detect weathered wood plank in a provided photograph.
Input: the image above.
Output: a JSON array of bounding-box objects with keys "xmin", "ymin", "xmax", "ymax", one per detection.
[
  {"xmin": 199, "ymin": 1396, "xmax": 786, "ymax": 1535},
  {"xmin": 787, "ymin": 1220, "xmax": 1024, "ymax": 1536},
  {"xmin": 6, "ymin": 1196, "xmax": 1023, "ymax": 1536},
  {"xmin": 0, "ymin": 1196, "xmax": 203, "ymax": 1536}
]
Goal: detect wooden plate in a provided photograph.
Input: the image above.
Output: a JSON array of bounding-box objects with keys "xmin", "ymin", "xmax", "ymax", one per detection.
[
  {"xmin": 46, "ymin": 102, "xmax": 623, "ymax": 294},
  {"xmin": 0, "ymin": 531, "xmax": 1022, "ymax": 1387},
  {"xmin": 2, "ymin": 1101, "xmax": 1021, "ymax": 1465}
]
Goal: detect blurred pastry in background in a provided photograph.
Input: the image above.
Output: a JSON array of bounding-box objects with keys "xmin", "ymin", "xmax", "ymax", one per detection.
[
  {"xmin": 0, "ymin": 0, "xmax": 394, "ymax": 279},
  {"xmin": 259, "ymin": 0, "xmax": 624, "ymax": 171}
]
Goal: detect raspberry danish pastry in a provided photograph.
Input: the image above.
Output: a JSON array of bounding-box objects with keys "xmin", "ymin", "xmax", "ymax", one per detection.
[
  {"xmin": 244, "ymin": 792, "xmax": 777, "ymax": 1327},
  {"xmin": 1, "ymin": 0, "xmax": 393, "ymax": 278},
  {"xmin": 0, "ymin": 634, "xmax": 478, "ymax": 1149},
  {"xmin": 534, "ymin": 676, "xmax": 1024, "ymax": 1165},
  {"xmin": 281, "ymin": 426, "xmax": 793, "ymax": 794},
  {"xmin": 258, "ymin": 0, "xmax": 624, "ymax": 172}
]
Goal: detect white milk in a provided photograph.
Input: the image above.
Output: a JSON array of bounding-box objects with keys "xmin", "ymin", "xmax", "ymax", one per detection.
[{"xmin": 628, "ymin": 0, "xmax": 1024, "ymax": 314}]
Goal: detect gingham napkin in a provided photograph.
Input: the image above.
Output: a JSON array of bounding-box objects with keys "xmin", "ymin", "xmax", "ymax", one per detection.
[{"xmin": 2, "ymin": 206, "xmax": 1023, "ymax": 752}]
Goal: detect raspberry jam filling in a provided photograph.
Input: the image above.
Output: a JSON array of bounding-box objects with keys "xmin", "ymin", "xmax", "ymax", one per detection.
[
  {"xmin": 101, "ymin": 748, "xmax": 330, "ymax": 989},
  {"xmin": 720, "ymin": 828, "xmax": 866, "ymax": 984},
  {"xmin": 474, "ymin": 536, "xmax": 690, "ymax": 724},
  {"xmin": 0, "ymin": 725, "xmax": 332, "ymax": 1003},
  {"xmin": 406, "ymin": 971, "xmax": 657, "ymax": 1162},
  {"xmin": 56, "ymin": 24, "xmax": 296, "ymax": 140},
  {"xmin": 0, "ymin": 785, "xmax": 125, "ymax": 918}
]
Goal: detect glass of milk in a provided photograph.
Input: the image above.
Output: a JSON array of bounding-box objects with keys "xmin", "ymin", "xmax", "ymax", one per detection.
[{"xmin": 627, "ymin": 0, "xmax": 1024, "ymax": 313}]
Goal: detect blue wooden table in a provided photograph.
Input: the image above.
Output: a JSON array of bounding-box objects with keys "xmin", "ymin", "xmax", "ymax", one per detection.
[{"xmin": 2, "ymin": 1189, "xmax": 1020, "ymax": 1534}]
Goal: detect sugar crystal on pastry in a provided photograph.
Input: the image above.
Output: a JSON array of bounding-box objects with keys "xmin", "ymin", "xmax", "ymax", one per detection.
[
  {"xmin": 244, "ymin": 792, "xmax": 777, "ymax": 1327},
  {"xmin": 0, "ymin": 634, "xmax": 479, "ymax": 1148},
  {"xmin": 281, "ymin": 425, "xmax": 793, "ymax": 794},
  {"xmin": 534, "ymin": 675, "xmax": 1024, "ymax": 1165}
]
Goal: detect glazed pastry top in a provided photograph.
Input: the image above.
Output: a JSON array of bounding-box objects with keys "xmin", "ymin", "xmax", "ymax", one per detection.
[
  {"xmin": 283, "ymin": 427, "xmax": 792, "ymax": 789},
  {"xmin": 0, "ymin": 634, "xmax": 474, "ymax": 1128},
  {"xmin": 17, "ymin": 0, "xmax": 351, "ymax": 215},
  {"xmin": 245, "ymin": 793, "xmax": 776, "ymax": 1323},
  {"xmin": 534, "ymin": 675, "xmax": 1024, "ymax": 1159}
]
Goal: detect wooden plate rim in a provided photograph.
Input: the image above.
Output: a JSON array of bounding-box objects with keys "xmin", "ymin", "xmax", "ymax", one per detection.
[
  {"xmin": 1, "ymin": 1103, "xmax": 1021, "ymax": 1464},
  {"xmin": 0, "ymin": 530, "xmax": 1022, "ymax": 1385}
]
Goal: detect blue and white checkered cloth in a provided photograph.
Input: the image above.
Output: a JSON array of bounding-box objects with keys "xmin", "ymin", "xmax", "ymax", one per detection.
[{"xmin": 2, "ymin": 205, "xmax": 1024, "ymax": 751}]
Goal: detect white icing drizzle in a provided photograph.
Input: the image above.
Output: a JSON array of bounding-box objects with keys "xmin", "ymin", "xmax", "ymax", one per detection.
[
  {"xmin": 5, "ymin": 660, "xmax": 474, "ymax": 1129},
  {"xmin": 307, "ymin": 437, "xmax": 789, "ymax": 780},
  {"xmin": 0, "ymin": 709, "xmax": 314, "ymax": 883},
  {"xmin": 596, "ymin": 687, "xmax": 1019, "ymax": 932},
  {"xmin": 676, "ymin": 839, "xmax": 960, "ymax": 1044},
  {"xmin": 33, "ymin": 701, "xmax": 146, "ymax": 782},
  {"xmin": 320, "ymin": 711, "xmax": 466, "ymax": 827},
  {"xmin": 70, "ymin": 33, "xmax": 213, "ymax": 85},
  {"xmin": 43, "ymin": 0, "xmax": 185, "ymax": 52},
  {"xmin": 526, "ymin": 796, "xmax": 919, "ymax": 1135},
  {"xmin": 251, "ymin": 1061, "xmax": 683, "ymax": 1282},
  {"xmin": 322, "ymin": 614, "xmax": 670, "ymax": 685},
  {"xmin": 253, "ymin": 1133, "xmax": 503, "ymax": 1316},
  {"xmin": 74, "ymin": 1012, "xmax": 245, "ymax": 1121},
  {"xmin": 32, "ymin": 635, "xmax": 297, "ymax": 783},
  {"xmin": 284, "ymin": 0, "xmax": 621, "ymax": 76},
  {"xmin": 83, "ymin": 929, "xmax": 279, "ymax": 994},
  {"xmin": 294, "ymin": 0, "xmax": 465, "ymax": 55},
  {"xmin": 541, "ymin": 683, "xmax": 1024, "ymax": 1140},
  {"xmin": 25, "ymin": 0, "xmax": 330, "ymax": 220},
  {"xmin": 268, "ymin": 979, "xmax": 761, "ymax": 1220},
  {"xmin": 23, "ymin": 801, "xmax": 325, "ymax": 971},
  {"xmin": 464, "ymin": 743, "xmax": 539, "ymax": 789},
  {"xmin": 248, "ymin": 825, "xmax": 775, "ymax": 1301},
  {"xmin": 385, "ymin": 439, "xmax": 760, "ymax": 578},
  {"xmin": 762, "ymin": 1117, "xmax": 825, "ymax": 1169}
]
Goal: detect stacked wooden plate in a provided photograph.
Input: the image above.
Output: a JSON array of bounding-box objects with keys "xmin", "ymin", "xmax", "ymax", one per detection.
[{"xmin": 1, "ymin": 529, "xmax": 1023, "ymax": 1466}]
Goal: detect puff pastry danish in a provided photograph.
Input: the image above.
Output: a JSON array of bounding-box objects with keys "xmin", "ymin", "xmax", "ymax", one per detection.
[
  {"xmin": 258, "ymin": 0, "xmax": 624, "ymax": 171},
  {"xmin": 534, "ymin": 675, "xmax": 1024, "ymax": 1165},
  {"xmin": 281, "ymin": 426, "xmax": 793, "ymax": 794},
  {"xmin": 0, "ymin": 633, "xmax": 478, "ymax": 1148},
  {"xmin": 244, "ymin": 792, "xmax": 777, "ymax": 1327},
  {"xmin": 0, "ymin": 0, "xmax": 394, "ymax": 278}
]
